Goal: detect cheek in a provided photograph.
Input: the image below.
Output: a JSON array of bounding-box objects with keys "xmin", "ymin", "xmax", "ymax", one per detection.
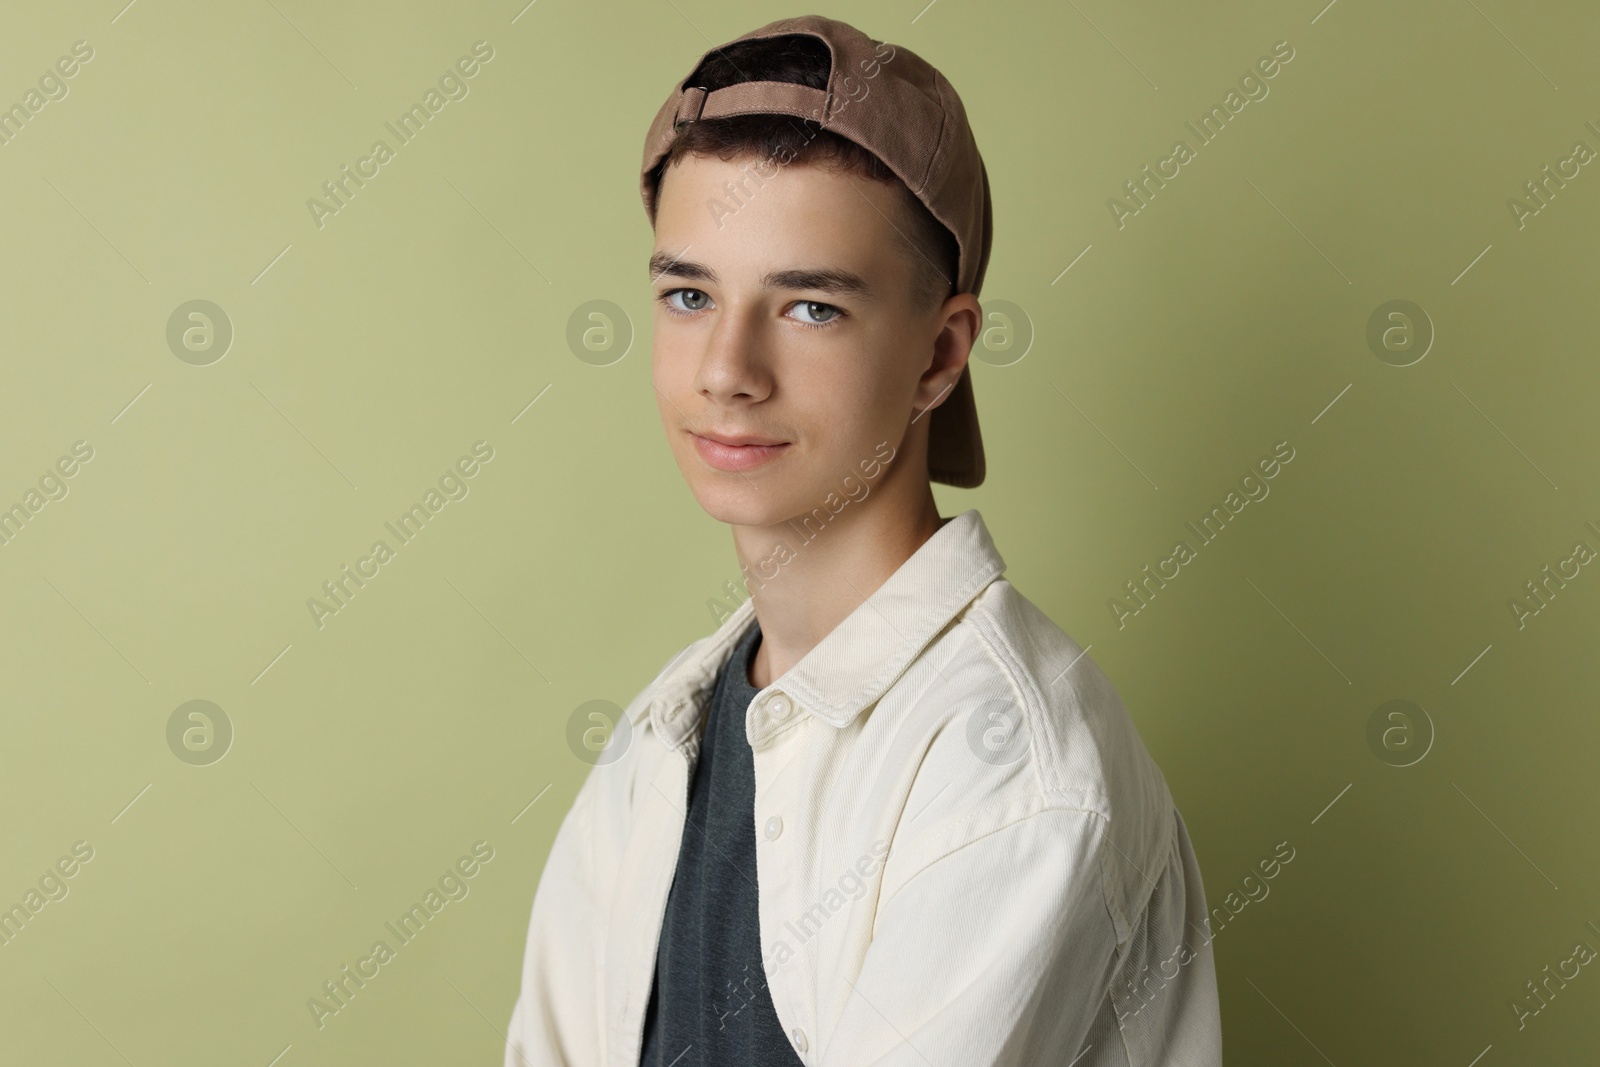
[
  {"xmin": 650, "ymin": 337, "xmax": 693, "ymax": 392},
  {"xmin": 807, "ymin": 382, "xmax": 899, "ymax": 457},
  {"xmin": 849, "ymin": 353, "xmax": 913, "ymax": 419}
]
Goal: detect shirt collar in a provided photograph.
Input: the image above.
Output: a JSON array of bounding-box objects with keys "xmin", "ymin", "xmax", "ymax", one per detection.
[{"xmin": 632, "ymin": 508, "xmax": 1007, "ymax": 748}]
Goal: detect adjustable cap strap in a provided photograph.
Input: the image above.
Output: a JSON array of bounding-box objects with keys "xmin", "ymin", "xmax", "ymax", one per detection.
[{"xmin": 674, "ymin": 80, "xmax": 831, "ymax": 128}]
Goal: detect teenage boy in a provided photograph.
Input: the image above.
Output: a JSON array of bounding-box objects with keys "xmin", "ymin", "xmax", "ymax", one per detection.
[{"xmin": 507, "ymin": 14, "xmax": 1222, "ymax": 1067}]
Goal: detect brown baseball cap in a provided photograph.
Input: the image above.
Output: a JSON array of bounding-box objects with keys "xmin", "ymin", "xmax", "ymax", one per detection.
[{"xmin": 639, "ymin": 14, "xmax": 992, "ymax": 489}]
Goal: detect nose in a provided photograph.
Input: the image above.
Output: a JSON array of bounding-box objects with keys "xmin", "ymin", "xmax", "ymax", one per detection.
[{"xmin": 693, "ymin": 304, "xmax": 773, "ymax": 404}]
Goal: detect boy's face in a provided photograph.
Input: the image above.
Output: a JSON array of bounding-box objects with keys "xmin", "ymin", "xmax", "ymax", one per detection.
[{"xmin": 649, "ymin": 152, "xmax": 960, "ymax": 529}]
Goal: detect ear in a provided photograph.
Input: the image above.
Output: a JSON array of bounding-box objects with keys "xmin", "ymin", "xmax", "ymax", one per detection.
[{"xmin": 915, "ymin": 294, "xmax": 981, "ymax": 414}]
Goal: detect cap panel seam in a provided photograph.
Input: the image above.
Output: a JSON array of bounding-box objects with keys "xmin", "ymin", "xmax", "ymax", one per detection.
[{"xmin": 916, "ymin": 71, "xmax": 954, "ymax": 196}]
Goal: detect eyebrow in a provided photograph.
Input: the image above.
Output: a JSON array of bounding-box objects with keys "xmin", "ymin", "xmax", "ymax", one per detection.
[{"xmin": 648, "ymin": 251, "xmax": 874, "ymax": 300}]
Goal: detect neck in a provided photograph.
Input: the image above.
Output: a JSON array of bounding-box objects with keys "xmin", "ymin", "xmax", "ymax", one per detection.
[{"xmin": 730, "ymin": 454, "xmax": 948, "ymax": 690}]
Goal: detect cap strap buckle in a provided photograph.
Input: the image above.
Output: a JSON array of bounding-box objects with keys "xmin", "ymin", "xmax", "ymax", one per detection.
[{"xmin": 675, "ymin": 86, "xmax": 709, "ymax": 128}]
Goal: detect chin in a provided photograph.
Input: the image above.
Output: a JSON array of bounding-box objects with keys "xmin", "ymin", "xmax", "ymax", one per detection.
[
  {"xmin": 672, "ymin": 458, "xmax": 808, "ymax": 530},
  {"xmin": 685, "ymin": 477, "xmax": 798, "ymax": 528}
]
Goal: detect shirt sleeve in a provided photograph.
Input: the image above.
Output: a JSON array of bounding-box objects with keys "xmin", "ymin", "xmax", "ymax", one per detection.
[
  {"xmin": 505, "ymin": 772, "xmax": 604, "ymax": 1067},
  {"xmin": 820, "ymin": 806, "xmax": 1121, "ymax": 1067}
]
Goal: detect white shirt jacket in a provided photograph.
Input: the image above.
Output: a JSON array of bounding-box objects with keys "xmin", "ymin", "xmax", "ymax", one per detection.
[{"xmin": 506, "ymin": 508, "xmax": 1223, "ymax": 1066}]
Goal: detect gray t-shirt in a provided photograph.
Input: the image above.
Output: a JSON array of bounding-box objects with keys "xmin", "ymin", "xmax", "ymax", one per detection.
[{"xmin": 638, "ymin": 621, "xmax": 804, "ymax": 1066}]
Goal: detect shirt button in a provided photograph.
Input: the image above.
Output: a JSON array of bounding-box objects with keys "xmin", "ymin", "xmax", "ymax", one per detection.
[
  {"xmin": 791, "ymin": 1027, "xmax": 808, "ymax": 1052},
  {"xmin": 764, "ymin": 815, "xmax": 783, "ymax": 840},
  {"xmin": 768, "ymin": 695, "xmax": 791, "ymax": 720}
]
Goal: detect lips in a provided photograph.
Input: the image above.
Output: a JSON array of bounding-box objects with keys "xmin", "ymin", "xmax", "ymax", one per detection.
[
  {"xmin": 694, "ymin": 430, "xmax": 786, "ymax": 447},
  {"xmin": 689, "ymin": 430, "xmax": 791, "ymax": 472}
]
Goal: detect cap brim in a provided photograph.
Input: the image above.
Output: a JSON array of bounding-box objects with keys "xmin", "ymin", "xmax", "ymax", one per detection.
[{"xmin": 927, "ymin": 364, "xmax": 984, "ymax": 488}]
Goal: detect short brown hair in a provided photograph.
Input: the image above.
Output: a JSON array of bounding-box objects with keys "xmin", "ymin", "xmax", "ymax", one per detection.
[{"xmin": 644, "ymin": 33, "xmax": 960, "ymax": 314}]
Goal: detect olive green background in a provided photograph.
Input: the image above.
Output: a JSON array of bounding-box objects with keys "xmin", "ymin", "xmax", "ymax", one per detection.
[{"xmin": 2, "ymin": 0, "xmax": 1597, "ymax": 1063}]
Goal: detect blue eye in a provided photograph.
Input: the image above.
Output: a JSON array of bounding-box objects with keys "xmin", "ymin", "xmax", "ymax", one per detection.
[
  {"xmin": 655, "ymin": 290, "xmax": 846, "ymax": 330},
  {"xmin": 659, "ymin": 288, "xmax": 710, "ymax": 314},
  {"xmin": 789, "ymin": 300, "xmax": 842, "ymax": 327}
]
